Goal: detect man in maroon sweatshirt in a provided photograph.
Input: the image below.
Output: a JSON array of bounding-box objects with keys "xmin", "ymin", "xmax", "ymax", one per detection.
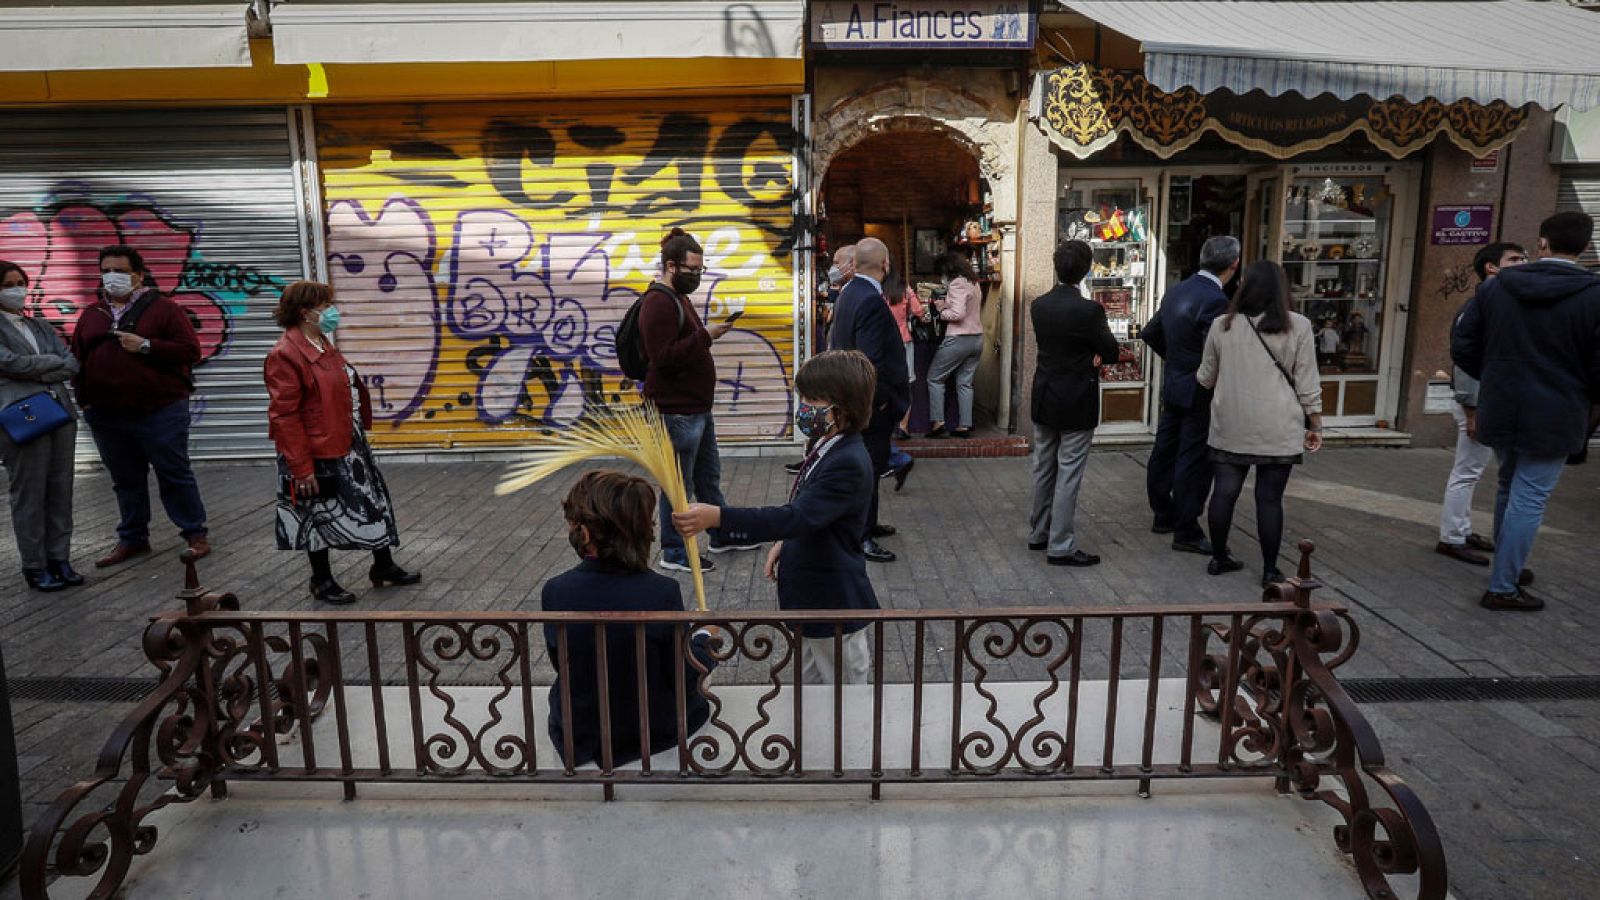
[
  {"xmin": 639, "ymin": 229, "xmax": 751, "ymax": 572},
  {"xmin": 72, "ymin": 245, "xmax": 210, "ymax": 567}
]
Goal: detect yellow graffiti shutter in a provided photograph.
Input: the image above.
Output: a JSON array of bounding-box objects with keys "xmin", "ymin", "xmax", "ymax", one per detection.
[{"xmin": 316, "ymin": 98, "xmax": 798, "ymax": 450}]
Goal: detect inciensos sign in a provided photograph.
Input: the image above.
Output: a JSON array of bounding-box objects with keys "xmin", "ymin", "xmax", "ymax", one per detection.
[{"xmin": 811, "ymin": 0, "xmax": 1034, "ymax": 49}]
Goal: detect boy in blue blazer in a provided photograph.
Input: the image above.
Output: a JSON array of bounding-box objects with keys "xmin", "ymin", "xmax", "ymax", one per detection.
[
  {"xmin": 543, "ymin": 470, "xmax": 721, "ymax": 767},
  {"xmin": 674, "ymin": 351, "xmax": 880, "ymax": 683}
]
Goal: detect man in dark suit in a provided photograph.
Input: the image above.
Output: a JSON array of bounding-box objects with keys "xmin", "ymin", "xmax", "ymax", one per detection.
[
  {"xmin": 1028, "ymin": 240, "xmax": 1121, "ymax": 566},
  {"xmin": 1139, "ymin": 235, "xmax": 1239, "ymax": 555},
  {"xmin": 827, "ymin": 237, "xmax": 910, "ymax": 563}
]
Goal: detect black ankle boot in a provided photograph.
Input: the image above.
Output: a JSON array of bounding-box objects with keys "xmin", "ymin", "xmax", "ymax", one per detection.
[
  {"xmin": 24, "ymin": 568, "xmax": 67, "ymax": 593},
  {"xmin": 369, "ymin": 561, "xmax": 421, "ymax": 587},
  {"xmin": 310, "ymin": 576, "xmax": 357, "ymax": 605},
  {"xmin": 48, "ymin": 560, "xmax": 85, "ymax": 587}
]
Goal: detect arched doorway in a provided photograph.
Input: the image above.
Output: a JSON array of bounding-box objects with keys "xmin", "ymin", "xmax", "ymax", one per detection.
[{"xmin": 819, "ymin": 128, "xmax": 1001, "ymax": 433}]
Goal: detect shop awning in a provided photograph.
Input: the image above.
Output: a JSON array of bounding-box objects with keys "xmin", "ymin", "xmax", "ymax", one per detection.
[
  {"xmin": 270, "ymin": 1, "xmax": 805, "ymax": 65},
  {"xmin": 1064, "ymin": 1, "xmax": 1600, "ymax": 111},
  {"xmin": 0, "ymin": 4, "xmax": 250, "ymax": 71}
]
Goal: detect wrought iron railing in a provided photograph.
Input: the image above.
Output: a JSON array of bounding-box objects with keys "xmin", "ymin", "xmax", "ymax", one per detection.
[{"xmin": 20, "ymin": 542, "xmax": 1445, "ymax": 900}]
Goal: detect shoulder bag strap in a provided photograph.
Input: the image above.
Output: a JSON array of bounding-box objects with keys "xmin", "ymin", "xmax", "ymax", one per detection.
[{"xmin": 1246, "ymin": 317, "xmax": 1298, "ymax": 392}]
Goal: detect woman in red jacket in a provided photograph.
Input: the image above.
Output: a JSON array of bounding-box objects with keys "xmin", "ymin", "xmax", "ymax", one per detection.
[{"xmin": 264, "ymin": 281, "xmax": 418, "ymax": 604}]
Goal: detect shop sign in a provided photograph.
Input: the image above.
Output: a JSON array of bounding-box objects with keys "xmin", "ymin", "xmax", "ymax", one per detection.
[
  {"xmin": 1470, "ymin": 149, "xmax": 1502, "ymax": 173},
  {"xmin": 811, "ymin": 0, "xmax": 1034, "ymax": 49},
  {"xmin": 1431, "ymin": 205, "xmax": 1494, "ymax": 245},
  {"xmin": 1424, "ymin": 379, "xmax": 1456, "ymax": 415}
]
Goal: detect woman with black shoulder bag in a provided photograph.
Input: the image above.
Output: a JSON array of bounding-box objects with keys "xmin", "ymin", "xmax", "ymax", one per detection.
[
  {"xmin": 1196, "ymin": 260, "xmax": 1323, "ymax": 586},
  {"xmin": 264, "ymin": 281, "xmax": 418, "ymax": 604}
]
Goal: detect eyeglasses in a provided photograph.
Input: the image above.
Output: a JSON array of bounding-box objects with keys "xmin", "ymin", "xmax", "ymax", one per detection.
[{"xmin": 673, "ymin": 265, "xmax": 707, "ymax": 275}]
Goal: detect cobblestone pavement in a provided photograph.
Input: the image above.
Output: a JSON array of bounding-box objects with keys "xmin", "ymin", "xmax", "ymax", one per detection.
[{"xmin": 2, "ymin": 447, "xmax": 1597, "ymax": 899}]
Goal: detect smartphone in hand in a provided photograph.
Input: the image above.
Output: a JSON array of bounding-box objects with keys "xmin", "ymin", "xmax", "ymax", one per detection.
[{"xmin": 724, "ymin": 310, "xmax": 745, "ymax": 325}]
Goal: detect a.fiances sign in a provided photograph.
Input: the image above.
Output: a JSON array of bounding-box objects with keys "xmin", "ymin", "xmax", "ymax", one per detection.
[{"xmin": 811, "ymin": 0, "xmax": 1034, "ymax": 49}]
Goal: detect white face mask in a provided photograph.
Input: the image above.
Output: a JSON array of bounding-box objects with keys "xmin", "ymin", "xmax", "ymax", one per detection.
[
  {"xmin": 0, "ymin": 286, "xmax": 25, "ymax": 311},
  {"xmin": 102, "ymin": 271, "xmax": 134, "ymax": 298}
]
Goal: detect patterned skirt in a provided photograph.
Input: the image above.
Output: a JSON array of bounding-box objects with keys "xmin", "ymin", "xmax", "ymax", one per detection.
[{"xmin": 275, "ymin": 429, "xmax": 399, "ymax": 553}]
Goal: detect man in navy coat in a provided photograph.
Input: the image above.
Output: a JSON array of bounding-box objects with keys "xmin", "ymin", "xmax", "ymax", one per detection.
[
  {"xmin": 827, "ymin": 237, "xmax": 910, "ymax": 563},
  {"xmin": 1139, "ymin": 235, "xmax": 1240, "ymax": 554},
  {"xmin": 1452, "ymin": 211, "xmax": 1600, "ymax": 612}
]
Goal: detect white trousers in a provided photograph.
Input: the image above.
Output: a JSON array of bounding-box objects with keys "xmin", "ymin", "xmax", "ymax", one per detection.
[
  {"xmin": 801, "ymin": 630, "xmax": 872, "ymax": 684},
  {"xmin": 1439, "ymin": 403, "xmax": 1494, "ymax": 544}
]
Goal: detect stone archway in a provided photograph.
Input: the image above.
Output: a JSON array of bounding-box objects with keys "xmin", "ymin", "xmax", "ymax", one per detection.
[{"xmin": 812, "ymin": 74, "xmax": 1019, "ymax": 220}]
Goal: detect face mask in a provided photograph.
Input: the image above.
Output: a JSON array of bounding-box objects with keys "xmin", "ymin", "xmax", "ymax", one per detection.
[
  {"xmin": 826, "ymin": 265, "xmax": 843, "ymax": 285},
  {"xmin": 795, "ymin": 402, "xmax": 834, "ymax": 440},
  {"xmin": 102, "ymin": 272, "xmax": 133, "ymax": 298},
  {"xmin": 670, "ymin": 269, "xmax": 702, "ymax": 296},
  {"xmin": 317, "ymin": 306, "xmax": 341, "ymax": 335},
  {"xmin": 0, "ymin": 286, "xmax": 25, "ymax": 311}
]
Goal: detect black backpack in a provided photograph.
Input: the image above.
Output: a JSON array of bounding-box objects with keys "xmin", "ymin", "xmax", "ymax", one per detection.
[{"xmin": 615, "ymin": 282, "xmax": 684, "ymax": 382}]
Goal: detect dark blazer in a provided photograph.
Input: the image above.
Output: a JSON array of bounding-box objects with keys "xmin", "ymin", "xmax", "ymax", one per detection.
[
  {"xmin": 1452, "ymin": 260, "xmax": 1600, "ymax": 458},
  {"xmin": 1140, "ymin": 273, "xmax": 1228, "ymax": 409},
  {"xmin": 1031, "ymin": 283, "xmax": 1121, "ymax": 433},
  {"xmin": 829, "ymin": 277, "xmax": 910, "ymax": 423},
  {"xmin": 718, "ymin": 432, "xmax": 878, "ymax": 637},
  {"xmin": 541, "ymin": 560, "xmax": 717, "ymax": 768}
]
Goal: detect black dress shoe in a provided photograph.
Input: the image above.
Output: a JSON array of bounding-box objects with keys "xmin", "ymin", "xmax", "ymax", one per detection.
[
  {"xmin": 1207, "ymin": 555, "xmax": 1245, "ymax": 576},
  {"xmin": 862, "ymin": 539, "xmax": 896, "ymax": 563},
  {"xmin": 1519, "ymin": 568, "xmax": 1535, "ymax": 587},
  {"xmin": 893, "ymin": 457, "xmax": 915, "ymax": 492},
  {"xmin": 310, "ymin": 577, "xmax": 358, "ymax": 605},
  {"xmin": 893, "ymin": 427, "xmax": 911, "ymax": 440},
  {"xmin": 1028, "ymin": 541, "xmax": 1047, "ymax": 552},
  {"xmin": 1480, "ymin": 588, "xmax": 1544, "ymax": 611},
  {"xmin": 1262, "ymin": 569, "xmax": 1286, "ymax": 587},
  {"xmin": 23, "ymin": 568, "xmax": 67, "ymax": 593},
  {"xmin": 369, "ymin": 563, "xmax": 422, "ymax": 587},
  {"xmin": 870, "ymin": 524, "xmax": 897, "ymax": 538},
  {"xmin": 1048, "ymin": 549, "xmax": 1101, "ymax": 567},
  {"xmin": 951, "ymin": 428, "xmax": 974, "ymax": 439},
  {"xmin": 784, "ymin": 459, "xmax": 805, "ymax": 474},
  {"xmin": 924, "ymin": 424, "xmax": 948, "ymax": 439},
  {"xmin": 1464, "ymin": 533, "xmax": 1495, "ymax": 553},
  {"xmin": 1150, "ymin": 521, "xmax": 1176, "ymax": 535},
  {"xmin": 1172, "ymin": 538, "xmax": 1214, "ymax": 556},
  {"xmin": 48, "ymin": 560, "xmax": 85, "ymax": 587}
]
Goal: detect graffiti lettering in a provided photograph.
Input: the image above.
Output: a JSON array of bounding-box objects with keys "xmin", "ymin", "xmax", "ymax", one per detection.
[
  {"xmin": 484, "ymin": 121, "xmax": 576, "ymax": 210},
  {"xmin": 180, "ymin": 260, "xmax": 276, "ymax": 296}
]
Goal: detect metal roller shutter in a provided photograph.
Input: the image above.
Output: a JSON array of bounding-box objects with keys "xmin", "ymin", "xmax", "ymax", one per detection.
[
  {"xmin": 315, "ymin": 97, "xmax": 799, "ymax": 449},
  {"xmin": 1557, "ymin": 168, "xmax": 1600, "ymax": 271},
  {"xmin": 0, "ymin": 107, "xmax": 309, "ymax": 458}
]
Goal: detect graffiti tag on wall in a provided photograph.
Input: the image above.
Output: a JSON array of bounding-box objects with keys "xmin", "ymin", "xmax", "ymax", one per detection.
[
  {"xmin": 0, "ymin": 193, "xmax": 281, "ymax": 365},
  {"xmin": 319, "ymin": 101, "xmax": 797, "ymax": 445}
]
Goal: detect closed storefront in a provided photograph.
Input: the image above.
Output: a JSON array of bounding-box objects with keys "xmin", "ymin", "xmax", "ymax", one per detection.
[
  {"xmin": 1556, "ymin": 169, "xmax": 1600, "ymax": 271},
  {"xmin": 316, "ymin": 98, "xmax": 802, "ymax": 449},
  {"xmin": 0, "ymin": 107, "xmax": 313, "ymax": 457}
]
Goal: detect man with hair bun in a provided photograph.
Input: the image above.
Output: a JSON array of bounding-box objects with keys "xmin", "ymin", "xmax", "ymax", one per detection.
[{"xmin": 638, "ymin": 228, "xmax": 755, "ymax": 573}]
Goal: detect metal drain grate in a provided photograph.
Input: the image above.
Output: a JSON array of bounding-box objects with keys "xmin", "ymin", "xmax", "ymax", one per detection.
[
  {"xmin": 10, "ymin": 676, "xmax": 1600, "ymax": 705},
  {"xmin": 1342, "ymin": 678, "xmax": 1600, "ymax": 703}
]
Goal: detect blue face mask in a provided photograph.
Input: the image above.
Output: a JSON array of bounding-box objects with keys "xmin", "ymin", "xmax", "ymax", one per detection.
[
  {"xmin": 317, "ymin": 306, "xmax": 341, "ymax": 335},
  {"xmin": 795, "ymin": 402, "xmax": 833, "ymax": 439}
]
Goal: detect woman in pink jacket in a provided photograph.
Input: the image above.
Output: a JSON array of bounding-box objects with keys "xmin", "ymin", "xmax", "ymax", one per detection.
[{"xmin": 925, "ymin": 253, "xmax": 984, "ymax": 438}]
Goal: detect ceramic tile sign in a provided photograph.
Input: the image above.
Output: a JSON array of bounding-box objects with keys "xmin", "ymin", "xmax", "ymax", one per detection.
[
  {"xmin": 1431, "ymin": 205, "xmax": 1494, "ymax": 245},
  {"xmin": 811, "ymin": 0, "xmax": 1034, "ymax": 49}
]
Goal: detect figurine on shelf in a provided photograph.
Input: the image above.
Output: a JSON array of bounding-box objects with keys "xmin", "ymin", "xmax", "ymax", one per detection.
[
  {"xmin": 1341, "ymin": 312, "xmax": 1369, "ymax": 368},
  {"xmin": 1316, "ymin": 318, "xmax": 1343, "ymax": 370}
]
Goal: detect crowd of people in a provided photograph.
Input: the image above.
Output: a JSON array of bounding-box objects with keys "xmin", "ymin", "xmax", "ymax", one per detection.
[{"xmin": 0, "ymin": 210, "xmax": 1595, "ymax": 763}]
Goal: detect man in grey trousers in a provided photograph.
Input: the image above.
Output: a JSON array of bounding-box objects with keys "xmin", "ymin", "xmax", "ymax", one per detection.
[{"xmin": 1027, "ymin": 240, "xmax": 1120, "ymax": 567}]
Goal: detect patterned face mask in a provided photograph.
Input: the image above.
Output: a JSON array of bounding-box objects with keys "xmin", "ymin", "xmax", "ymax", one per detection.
[{"xmin": 795, "ymin": 402, "xmax": 834, "ymax": 439}]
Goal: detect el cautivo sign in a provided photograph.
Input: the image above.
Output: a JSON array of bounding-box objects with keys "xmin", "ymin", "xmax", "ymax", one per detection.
[{"xmin": 811, "ymin": 0, "xmax": 1034, "ymax": 49}]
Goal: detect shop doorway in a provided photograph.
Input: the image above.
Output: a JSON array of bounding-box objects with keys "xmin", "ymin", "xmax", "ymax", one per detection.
[{"xmin": 819, "ymin": 129, "xmax": 1001, "ymax": 434}]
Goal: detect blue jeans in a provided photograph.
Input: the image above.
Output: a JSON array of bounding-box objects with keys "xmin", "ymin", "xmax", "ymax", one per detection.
[
  {"xmin": 85, "ymin": 399, "xmax": 208, "ymax": 545},
  {"xmin": 1490, "ymin": 449, "xmax": 1565, "ymax": 595},
  {"xmin": 658, "ymin": 412, "xmax": 727, "ymax": 555}
]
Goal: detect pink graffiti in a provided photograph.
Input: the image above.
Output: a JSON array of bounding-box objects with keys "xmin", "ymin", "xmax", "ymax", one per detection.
[{"xmin": 0, "ymin": 205, "xmax": 229, "ymax": 362}]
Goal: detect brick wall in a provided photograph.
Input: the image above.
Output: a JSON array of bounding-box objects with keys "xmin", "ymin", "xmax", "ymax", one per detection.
[{"xmin": 822, "ymin": 131, "xmax": 980, "ymax": 253}]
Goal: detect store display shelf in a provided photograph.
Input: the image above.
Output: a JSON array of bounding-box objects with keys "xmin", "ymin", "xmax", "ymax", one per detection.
[
  {"xmin": 1284, "ymin": 219, "xmax": 1378, "ymax": 226},
  {"xmin": 955, "ymin": 237, "xmax": 998, "ymax": 246},
  {"xmin": 1088, "ymin": 241, "xmax": 1145, "ymax": 248},
  {"xmin": 1283, "ymin": 258, "xmax": 1382, "ymax": 265}
]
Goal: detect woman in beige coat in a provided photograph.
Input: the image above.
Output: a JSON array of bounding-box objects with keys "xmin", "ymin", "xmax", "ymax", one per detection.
[{"xmin": 1197, "ymin": 260, "xmax": 1323, "ymax": 585}]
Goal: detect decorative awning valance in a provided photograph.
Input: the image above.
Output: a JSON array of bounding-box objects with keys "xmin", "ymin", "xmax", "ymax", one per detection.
[{"xmin": 1031, "ymin": 64, "xmax": 1532, "ymax": 161}]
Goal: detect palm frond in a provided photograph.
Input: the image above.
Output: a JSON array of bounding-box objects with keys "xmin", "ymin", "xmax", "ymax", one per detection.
[{"xmin": 495, "ymin": 403, "xmax": 705, "ymax": 610}]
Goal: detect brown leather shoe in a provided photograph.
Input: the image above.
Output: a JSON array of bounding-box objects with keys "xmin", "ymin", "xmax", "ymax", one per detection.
[
  {"xmin": 1480, "ymin": 588, "xmax": 1544, "ymax": 611},
  {"xmin": 1464, "ymin": 533, "xmax": 1495, "ymax": 553},
  {"xmin": 95, "ymin": 542, "xmax": 151, "ymax": 568},
  {"xmin": 1435, "ymin": 541, "xmax": 1489, "ymax": 566},
  {"xmin": 186, "ymin": 535, "xmax": 212, "ymax": 561}
]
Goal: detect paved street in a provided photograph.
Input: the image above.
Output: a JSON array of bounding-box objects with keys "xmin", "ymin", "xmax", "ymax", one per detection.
[{"xmin": 3, "ymin": 446, "xmax": 1597, "ymax": 899}]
